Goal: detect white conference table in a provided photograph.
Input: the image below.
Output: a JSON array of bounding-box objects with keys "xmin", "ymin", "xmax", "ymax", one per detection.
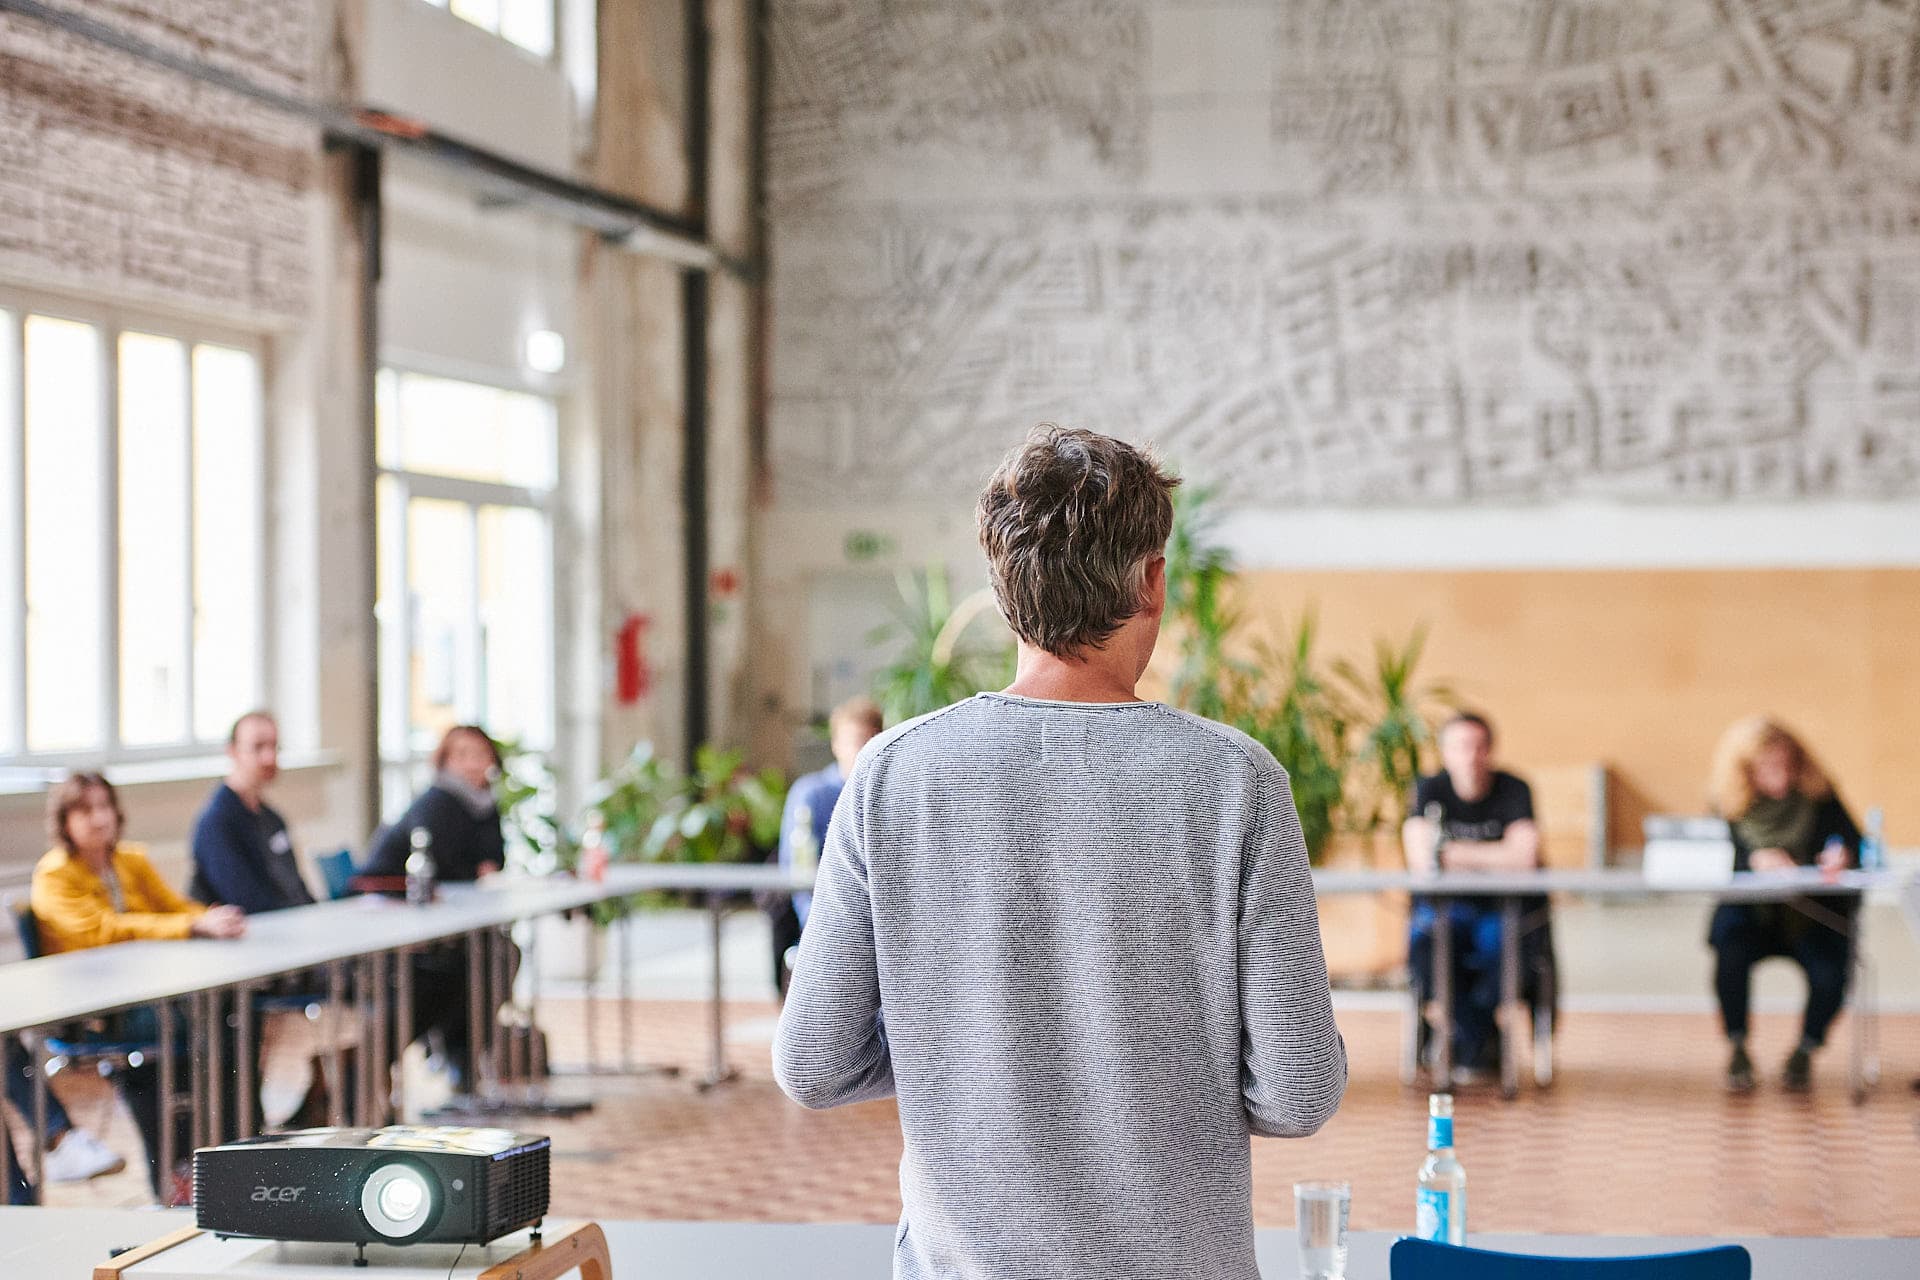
[
  {"xmin": 0, "ymin": 863, "xmax": 813, "ymax": 1201},
  {"xmin": 3, "ymin": 1208, "xmax": 1915, "ymax": 1279},
  {"xmin": 1308, "ymin": 867, "xmax": 1894, "ymax": 1100}
]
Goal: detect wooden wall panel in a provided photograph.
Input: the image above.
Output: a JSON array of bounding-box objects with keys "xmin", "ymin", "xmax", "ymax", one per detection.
[{"xmin": 1227, "ymin": 569, "xmax": 1920, "ymax": 851}]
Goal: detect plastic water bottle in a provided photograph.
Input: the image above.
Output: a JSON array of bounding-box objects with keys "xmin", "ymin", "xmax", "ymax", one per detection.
[
  {"xmin": 1417, "ymin": 1092, "xmax": 1467, "ymax": 1244},
  {"xmin": 404, "ymin": 826, "xmax": 437, "ymax": 906},
  {"xmin": 790, "ymin": 800, "xmax": 819, "ymax": 878},
  {"xmin": 1859, "ymin": 808, "xmax": 1885, "ymax": 873}
]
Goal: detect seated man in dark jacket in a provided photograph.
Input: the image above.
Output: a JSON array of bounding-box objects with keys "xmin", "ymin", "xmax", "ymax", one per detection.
[{"xmin": 189, "ymin": 710, "xmax": 316, "ymax": 913}]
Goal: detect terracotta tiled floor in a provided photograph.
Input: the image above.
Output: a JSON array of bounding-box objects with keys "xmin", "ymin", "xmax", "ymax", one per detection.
[{"xmin": 23, "ymin": 1000, "xmax": 1920, "ymax": 1237}]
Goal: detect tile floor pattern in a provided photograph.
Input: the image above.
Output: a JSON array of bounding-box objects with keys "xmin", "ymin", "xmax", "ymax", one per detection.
[{"xmin": 17, "ymin": 1001, "xmax": 1920, "ymax": 1237}]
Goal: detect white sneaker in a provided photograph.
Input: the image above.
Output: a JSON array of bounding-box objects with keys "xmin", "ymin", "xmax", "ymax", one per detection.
[{"xmin": 42, "ymin": 1128, "xmax": 127, "ymax": 1182}]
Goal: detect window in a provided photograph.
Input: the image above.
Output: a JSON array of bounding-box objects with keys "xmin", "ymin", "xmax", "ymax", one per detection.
[
  {"xmin": 421, "ymin": 0, "xmax": 555, "ymax": 59},
  {"xmin": 0, "ymin": 301, "xmax": 265, "ymax": 763},
  {"xmin": 375, "ymin": 369, "xmax": 556, "ymax": 815}
]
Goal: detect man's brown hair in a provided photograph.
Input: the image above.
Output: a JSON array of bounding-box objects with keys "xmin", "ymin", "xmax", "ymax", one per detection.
[
  {"xmin": 47, "ymin": 771, "xmax": 124, "ymax": 852},
  {"xmin": 976, "ymin": 424, "xmax": 1180, "ymax": 657},
  {"xmin": 829, "ymin": 696, "xmax": 884, "ymax": 739},
  {"xmin": 432, "ymin": 724, "xmax": 503, "ymax": 774}
]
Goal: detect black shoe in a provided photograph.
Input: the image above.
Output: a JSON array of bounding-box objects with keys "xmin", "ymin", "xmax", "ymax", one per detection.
[
  {"xmin": 1726, "ymin": 1044, "xmax": 1755, "ymax": 1093},
  {"xmin": 1783, "ymin": 1046, "xmax": 1812, "ymax": 1092}
]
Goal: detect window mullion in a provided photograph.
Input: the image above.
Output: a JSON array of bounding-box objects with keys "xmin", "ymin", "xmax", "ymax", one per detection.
[
  {"xmin": 466, "ymin": 502, "xmax": 484, "ymax": 725},
  {"xmin": 1, "ymin": 313, "xmax": 23, "ymax": 757},
  {"xmin": 181, "ymin": 342, "xmax": 198, "ymax": 747},
  {"xmin": 99, "ymin": 324, "xmax": 121, "ymax": 755}
]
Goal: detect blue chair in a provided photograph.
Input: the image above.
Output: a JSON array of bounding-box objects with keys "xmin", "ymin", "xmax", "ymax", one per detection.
[
  {"xmin": 1391, "ymin": 1239, "xmax": 1751, "ymax": 1279},
  {"xmin": 315, "ymin": 848, "xmax": 356, "ymax": 901}
]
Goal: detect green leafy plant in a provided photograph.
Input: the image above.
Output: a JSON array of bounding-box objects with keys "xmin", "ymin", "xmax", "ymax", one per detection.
[
  {"xmin": 1334, "ymin": 627, "xmax": 1456, "ymax": 834},
  {"xmin": 871, "ymin": 564, "xmax": 1015, "ymax": 722},
  {"xmin": 492, "ymin": 736, "xmax": 577, "ymax": 876},
  {"xmin": 1159, "ymin": 486, "xmax": 1452, "ymax": 862}
]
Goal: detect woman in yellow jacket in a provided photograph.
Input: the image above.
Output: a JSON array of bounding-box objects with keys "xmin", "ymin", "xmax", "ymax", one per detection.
[{"xmin": 30, "ymin": 772, "xmax": 245, "ymax": 1202}]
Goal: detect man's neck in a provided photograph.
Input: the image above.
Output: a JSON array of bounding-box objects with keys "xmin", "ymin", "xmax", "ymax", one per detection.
[
  {"xmin": 1449, "ymin": 769, "xmax": 1493, "ymax": 804},
  {"xmin": 226, "ymin": 777, "xmax": 263, "ymax": 811},
  {"xmin": 1002, "ymin": 642, "xmax": 1142, "ymax": 705}
]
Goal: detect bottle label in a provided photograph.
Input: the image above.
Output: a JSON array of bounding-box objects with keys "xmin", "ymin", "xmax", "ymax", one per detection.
[
  {"xmin": 1428, "ymin": 1116, "xmax": 1453, "ymax": 1150},
  {"xmin": 1417, "ymin": 1188, "xmax": 1451, "ymax": 1241}
]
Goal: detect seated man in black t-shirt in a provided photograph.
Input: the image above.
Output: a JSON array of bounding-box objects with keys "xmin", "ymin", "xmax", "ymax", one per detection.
[{"xmin": 1400, "ymin": 710, "xmax": 1551, "ymax": 1080}]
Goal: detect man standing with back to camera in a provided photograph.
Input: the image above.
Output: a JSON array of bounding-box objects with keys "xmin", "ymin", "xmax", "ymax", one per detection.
[{"xmin": 774, "ymin": 425, "xmax": 1347, "ymax": 1279}]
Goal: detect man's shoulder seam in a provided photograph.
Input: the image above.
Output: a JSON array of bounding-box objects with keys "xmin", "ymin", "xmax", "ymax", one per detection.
[{"xmin": 1146, "ymin": 704, "xmax": 1281, "ymax": 779}]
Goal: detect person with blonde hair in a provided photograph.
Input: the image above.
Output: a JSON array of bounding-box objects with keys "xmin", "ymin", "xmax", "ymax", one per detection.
[{"xmin": 1707, "ymin": 716, "xmax": 1859, "ymax": 1093}]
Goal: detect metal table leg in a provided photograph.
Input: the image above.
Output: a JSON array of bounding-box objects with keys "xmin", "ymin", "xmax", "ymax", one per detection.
[
  {"xmin": 158, "ymin": 997, "xmax": 176, "ymax": 1202},
  {"xmin": 189, "ymin": 992, "xmax": 210, "ymax": 1151},
  {"xmin": 1500, "ymin": 898, "xmax": 1521, "ymax": 1100},
  {"xmin": 235, "ymin": 982, "xmax": 256, "ymax": 1138},
  {"xmin": 369, "ymin": 950, "xmax": 390, "ymax": 1125},
  {"xmin": 29, "ymin": 1036, "xmax": 49, "ymax": 1203},
  {"xmin": 207, "ymin": 989, "xmax": 226, "ymax": 1144},
  {"xmin": 1431, "ymin": 905, "xmax": 1453, "ymax": 1087},
  {"xmin": 468, "ymin": 929, "xmax": 488, "ymax": 1096},
  {"xmin": 326, "ymin": 962, "xmax": 347, "ymax": 1128},
  {"xmin": 393, "ymin": 944, "xmax": 414, "ymax": 1122},
  {"xmin": 618, "ymin": 913, "xmax": 633, "ymax": 1073},
  {"xmin": 696, "ymin": 897, "xmax": 738, "ymax": 1091}
]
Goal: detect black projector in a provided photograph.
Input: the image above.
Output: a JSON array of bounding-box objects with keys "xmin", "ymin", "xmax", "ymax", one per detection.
[{"xmin": 194, "ymin": 1125, "xmax": 550, "ymax": 1247}]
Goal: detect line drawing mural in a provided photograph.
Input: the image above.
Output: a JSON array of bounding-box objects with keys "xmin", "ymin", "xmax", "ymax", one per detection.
[{"xmin": 768, "ymin": 0, "xmax": 1920, "ymax": 505}]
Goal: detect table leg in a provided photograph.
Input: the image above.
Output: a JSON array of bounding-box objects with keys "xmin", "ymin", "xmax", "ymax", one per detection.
[
  {"xmin": 492, "ymin": 926, "xmax": 511, "ymax": 1093},
  {"xmin": 30, "ymin": 1037, "xmax": 49, "ymax": 1202},
  {"xmin": 370, "ymin": 950, "xmax": 390, "ymax": 1125},
  {"xmin": 583, "ymin": 918, "xmax": 599, "ymax": 1072},
  {"xmin": 355, "ymin": 957, "xmax": 376, "ymax": 1127},
  {"xmin": 1431, "ymin": 906, "xmax": 1454, "ymax": 1086},
  {"xmin": 326, "ymin": 961, "xmax": 348, "ymax": 1128},
  {"xmin": 235, "ymin": 982, "xmax": 256, "ymax": 1139},
  {"xmin": 696, "ymin": 897, "xmax": 737, "ymax": 1091},
  {"xmin": 469, "ymin": 930, "xmax": 488, "ymax": 1096},
  {"xmin": 3, "ymin": 1042, "xmax": 16, "ymax": 1206},
  {"xmin": 1500, "ymin": 899, "xmax": 1521, "ymax": 1100},
  {"xmin": 207, "ymin": 989, "xmax": 225, "ymax": 1144},
  {"xmin": 394, "ymin": 945, "xmax": 414, "ymax": 1122},
  {"xmin": 189, "ymin": 992, "xmax": 209, "ymax": 1151},
  {"xmin": 158, "ymin": 996, "xmax": 176, "ymax": 1201},
  {"xmin": 618, "ymin": 912, "xmax": 633, "ymax": 1074}
]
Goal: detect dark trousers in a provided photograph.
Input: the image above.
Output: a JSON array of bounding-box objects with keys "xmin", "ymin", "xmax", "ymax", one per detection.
[
  {"xmin": 6, "ymin": 1034, "xmax": 75, "ymax": 1205},
  {"xmin": 768, "ymin": 900, "xmax": 802, "ymax": 997},
  {"xmin": 1711, "ymin": 905, "xmax": 1851, "ymax": 1047},
  {"xmin": 1409, "ymin": 901, "xmax": 1554, "ymax": 1071}
]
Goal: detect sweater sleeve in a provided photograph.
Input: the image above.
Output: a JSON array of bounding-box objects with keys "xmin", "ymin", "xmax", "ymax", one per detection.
[
  {"xmin": 1239, "ymin": 761, "xmax": 1348, "ymax": 1138},
  {"xmin": 771, "ymin": 771, "xmax": 895, "ymax": 1110}
]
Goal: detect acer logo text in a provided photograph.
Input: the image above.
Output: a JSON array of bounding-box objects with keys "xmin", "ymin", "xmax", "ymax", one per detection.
[{"xmin": 252, "ymin": 1186, "xmax": 306, "ymax": 1202}]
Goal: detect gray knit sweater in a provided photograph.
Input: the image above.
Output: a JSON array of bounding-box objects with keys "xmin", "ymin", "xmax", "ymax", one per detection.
[{"xmin": 773, "ymin": 692, "xmax": 1347, "ymax": 1280}]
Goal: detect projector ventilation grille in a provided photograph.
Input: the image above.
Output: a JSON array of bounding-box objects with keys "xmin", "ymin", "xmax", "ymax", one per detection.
[{"xmin": 486, "ymin": 1150, "xmax": 550, "ymax": 1231}]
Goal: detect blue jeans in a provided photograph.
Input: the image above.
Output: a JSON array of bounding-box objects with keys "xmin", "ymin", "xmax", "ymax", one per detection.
[{"xmin": 7, "ymin": 1035, "xmax": 74, "ymax": 1204}]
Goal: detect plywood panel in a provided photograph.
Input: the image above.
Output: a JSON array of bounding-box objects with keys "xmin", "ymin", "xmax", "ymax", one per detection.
[{"xmin": 1220, "ymin": 569, "xmax": 1920, "ymax": 850}]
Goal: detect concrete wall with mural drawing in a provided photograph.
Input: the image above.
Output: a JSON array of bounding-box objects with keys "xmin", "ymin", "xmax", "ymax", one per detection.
[{"xmin": 765, "ymin": 0, "xmax": 1920, "ymax": 509}]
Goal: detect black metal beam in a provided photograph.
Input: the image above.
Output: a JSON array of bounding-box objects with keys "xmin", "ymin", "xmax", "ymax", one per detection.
[
  {"xmin": 681, "ymin": 268, "xmax": 711, "ymax": 771},
  {"xmin": 0, "ymin": 0, "xmax": 754, "ymax": 279}
]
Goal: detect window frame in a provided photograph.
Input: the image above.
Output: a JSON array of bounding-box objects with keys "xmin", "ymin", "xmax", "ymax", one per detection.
[
  {"xmin": 375, "ymin": 364, "xmax": 560, "ymax": 815},
  {"xmin": 0, "ymin": 286, "xmax": 269, "ymax": 768},
  {"xmin": 417, "ymin": 0, "xmax": 559, "ymax": 64}
]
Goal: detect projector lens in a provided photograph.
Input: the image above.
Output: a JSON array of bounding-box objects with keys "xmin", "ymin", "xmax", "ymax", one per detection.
[{"xmin": 361, "ymin": 1162, "xmax": 434, "ymax": 1239}]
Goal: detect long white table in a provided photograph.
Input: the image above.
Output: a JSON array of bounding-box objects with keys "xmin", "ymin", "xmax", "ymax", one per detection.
[
  {"xmin": 0, "ymin": 863, "xmax": 815, "ymax": 1202},
  {"xmin": 3, "ymin": 1208, "xmax": 1914, "ymax": 1278},
  {"xmin": 1309, "ymin": 867, "xmax": 1895, "ymax": 1099}
]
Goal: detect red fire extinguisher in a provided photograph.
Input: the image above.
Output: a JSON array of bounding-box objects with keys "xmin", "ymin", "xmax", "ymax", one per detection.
[{"xmin": 616, "ymin": 612, "xmax": 651, "ymax": 705}]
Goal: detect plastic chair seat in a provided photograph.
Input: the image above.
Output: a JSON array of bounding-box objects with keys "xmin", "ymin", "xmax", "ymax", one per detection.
[{"xmin": 1390, "ymin": 1238, "xmax": 1751, "ymax": 1279}]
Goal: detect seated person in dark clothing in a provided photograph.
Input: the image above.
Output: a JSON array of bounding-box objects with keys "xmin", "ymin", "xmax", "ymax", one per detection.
[
  {"xmin": 363, "ymin": 725, "xmax": 510, "ymax": 1091},
  {"xmin": 1708, "ymin": 716, "xmax": 1859, "ymax": 1094},
  {"xmin": 769, "ymin": 695, "xmax": 885, "ymax": 995},
  {"xmin": 1400, "ymin": 710, "xmax": 1550, "ymax": 1081},
  {"xmin": 362, "ymin": 725, "xmax": 506, "ymax": 882},
  {"xmin": 189, "ymin": 710, "xmax": 316, "ymax": 913}
]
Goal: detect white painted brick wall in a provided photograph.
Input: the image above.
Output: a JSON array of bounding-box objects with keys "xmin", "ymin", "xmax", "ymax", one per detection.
[{"xmin": 0, "ymin": 0, "xmax": 316, "ymax": 324}]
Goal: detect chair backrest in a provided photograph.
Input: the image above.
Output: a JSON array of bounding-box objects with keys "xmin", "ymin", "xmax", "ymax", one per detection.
[
  {"xmin": 1391, "ymin": 1239, "xmax": 1751, "ymax": 1279},
  {"xmin": 9, "ymin": 898, "xmax": 43, "ymax": 960},
  {"xmin": 1641, "ymin": 814, "xmax": 1736, "ymax": 887},
  {"xmin": 315, "ymin": 848, "xmax": 356, "ymax": 901}
]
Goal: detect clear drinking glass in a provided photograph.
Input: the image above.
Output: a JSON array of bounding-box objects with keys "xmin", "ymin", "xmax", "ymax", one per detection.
[{"xmin": 1295, "ymin": 1180, "xmax": 1351, "ymax": 1280}]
